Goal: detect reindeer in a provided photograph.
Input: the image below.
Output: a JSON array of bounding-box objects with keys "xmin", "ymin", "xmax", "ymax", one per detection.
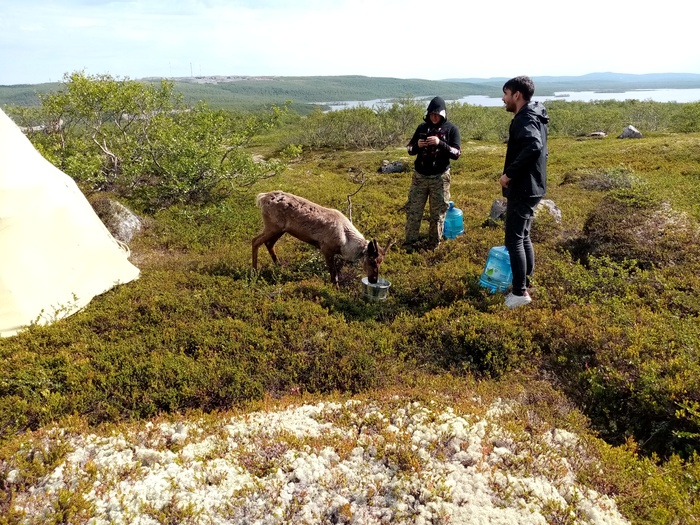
[{"xmin": 252, "ymin": 191, "xmax": 387, "ymax": 286}]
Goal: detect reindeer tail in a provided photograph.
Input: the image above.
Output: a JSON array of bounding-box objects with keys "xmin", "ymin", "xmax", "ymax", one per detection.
[{"xmin": 255, "ymin": 192, "xmax": 269, "ymax": 208}]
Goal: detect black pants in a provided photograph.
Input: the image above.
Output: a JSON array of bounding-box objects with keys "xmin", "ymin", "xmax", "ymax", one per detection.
[{"xmin": 504, "ymin": 197, "xmax": 541, "ymax": 296}]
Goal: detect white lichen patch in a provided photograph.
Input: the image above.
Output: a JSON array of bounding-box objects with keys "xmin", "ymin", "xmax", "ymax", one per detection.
[{"xmin": 5, "ymin": 398, "xmax": 630, "ymax": 525}]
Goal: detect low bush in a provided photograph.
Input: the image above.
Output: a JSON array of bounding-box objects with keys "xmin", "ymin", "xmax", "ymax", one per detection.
[{"xmin": 582, "ymin": 187, "xmax": 700, "ymax": 268}]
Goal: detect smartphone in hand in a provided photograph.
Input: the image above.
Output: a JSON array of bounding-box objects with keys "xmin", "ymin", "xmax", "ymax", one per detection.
[{"xmin": 419, "ymin": 133, "xmax": 427, "ymax": 140}]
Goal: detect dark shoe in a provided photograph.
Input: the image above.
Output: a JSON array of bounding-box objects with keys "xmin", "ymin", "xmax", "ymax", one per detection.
[{"xmin": 425, "ymin": 238, "xmax": 441, "ymax": 250}]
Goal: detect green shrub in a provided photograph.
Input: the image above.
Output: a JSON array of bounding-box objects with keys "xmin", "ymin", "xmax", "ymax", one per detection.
[
  {"xmin": 560, "ymin": 165, "xmax": 640, "ymax": 191},
  {"xmin": 582, "ymin": 187, "xmax": 700, "ymax": 268},
  {"xmin": 299, "ymin": 98, "xmax": 424, "ymax": 150},
  {"xmin": 530, "ymin": 271, "xmax": 700, "ymax": 458},
  {"xmin": 3, "ymin": 102, "xmax": 700, "ymax": 519},
  {"xmin": 449, "ymin": 103, "xmax": 511, "ymax": 142},
  {"xmin": 16, "ymin": 72, "xmax": 287, "ymax": 213},
  {"xmin": 672, "ymin": 102, "xmax": 700, "ymax": 132},
  {"xmin": 393, "ymin": 302, "xmax": 537, "ymax": 378}
]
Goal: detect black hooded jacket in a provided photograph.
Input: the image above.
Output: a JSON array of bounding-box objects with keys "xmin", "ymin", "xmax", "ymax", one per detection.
[
  {"xmin": 502, "ymin": 101, "xmax": 549, "ymax": 199},
  {"xmin": 407, "ymin": 96, "xmax": 461, "ymax": 176}
]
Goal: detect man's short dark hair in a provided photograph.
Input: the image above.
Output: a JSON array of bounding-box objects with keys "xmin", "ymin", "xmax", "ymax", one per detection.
[{"xmin": 502, "ymin": 76, "xmax": 535, "ymax": 101}]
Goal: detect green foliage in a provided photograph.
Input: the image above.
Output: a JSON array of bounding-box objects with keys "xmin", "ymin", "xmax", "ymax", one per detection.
[
  {"xmin": 577, "ymin": 440, "xmax": 700, "ymax": 524},
  {"xmin": 293, "ymin": 100, "xmax": 512, "ymax": 151},
  {"xmin": 10, "ymin": 71, "xmax": 287, "ymax": 212},
  {"xmin": 676, "ymin": 401, "xmax": 700, "ymax": 443},
  {"xmin": 581, "ymin": 186, "xmax": 700, "ymax": 268},
  {"xmin": 296, "ymin": 98, "xmax": 424, "ymax": 150},
  {"xmin": 394, "ymin": 302, "xmax": 537, "ymax": 378},
  {"xmin": 529, "ymin": 247, "xmax": 700, "ymax": 460},
  {"xmin": 449, "ymin": 103, "xmax": 512, "ymax": 141},
  {"xmin": 546, "ymin": 99, "xmax": 686, "ymax": 135},
  {"xmin": 3, "ymin": 94, "xmax": 700, "ymax": 524},
  {"xmin": 672, "ymin": 102, "xmax": 700, "ymax": 132},
  {"xmin": 281, "ymin": 96, "xmax": 699, "ymax": 153},
  {"xmin": 560, "ymin": 164, "xmax": 640, "ymax": 191}
]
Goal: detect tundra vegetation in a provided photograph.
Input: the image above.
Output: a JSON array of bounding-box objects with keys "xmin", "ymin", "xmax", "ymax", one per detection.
[{"xmin": 1, "ymin": 72, "xmax": 700, "ymax": 523}]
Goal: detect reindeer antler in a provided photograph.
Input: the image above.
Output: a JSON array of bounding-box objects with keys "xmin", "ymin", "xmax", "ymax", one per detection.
[{"xmin": 346, "ymin": 169, "xmax": 366, "ymax": 223}]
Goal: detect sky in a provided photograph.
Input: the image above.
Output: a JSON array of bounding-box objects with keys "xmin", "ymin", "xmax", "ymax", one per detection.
[{"xmin": 1, "ymin": 0, "xmax": 698, "ymax": 85}]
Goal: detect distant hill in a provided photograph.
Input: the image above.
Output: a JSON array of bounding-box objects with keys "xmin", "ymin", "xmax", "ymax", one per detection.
[
  {"xmin": 444, "ymin": 72, "xmax": 700, "ymax": 94},
  {"xmin": 0, "ymin": 83, "xmax": 61, "ymax": 108},
  {"xmin": 0, "ymin": 76, "xmax": 494, "ymax": 113},
  {"xmin": 161, "ymin": 75, "xmax": 494, "ymax": 112},
  {"xmin": 2, "ymin": 73, "xmax": 700, "ymax": 113}
]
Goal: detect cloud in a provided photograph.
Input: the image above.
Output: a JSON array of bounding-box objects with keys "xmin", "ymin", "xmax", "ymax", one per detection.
[{"xmin": 0, "ymin": 0, "xmax": 698, "ymax": 85}]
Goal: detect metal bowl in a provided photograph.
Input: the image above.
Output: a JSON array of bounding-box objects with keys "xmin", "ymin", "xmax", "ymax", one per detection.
[{"xmin": 361, "ymin": 277, "xmax": 391, "ymax": 301}]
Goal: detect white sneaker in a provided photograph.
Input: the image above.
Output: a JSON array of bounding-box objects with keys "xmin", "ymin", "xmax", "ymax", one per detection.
[{"xmin": 504, "ymin": 292, "xmax": 532, "ymax": 308}]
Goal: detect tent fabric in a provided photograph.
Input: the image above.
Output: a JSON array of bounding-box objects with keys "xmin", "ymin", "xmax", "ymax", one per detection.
[{"xmin": 0, "ymin": 108, "xmax": 140, "ymax": 337}]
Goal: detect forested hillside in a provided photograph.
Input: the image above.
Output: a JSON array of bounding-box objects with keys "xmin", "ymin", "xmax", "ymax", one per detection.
[
  {"xmin": 1, "ymin": 75, "xmax": 493, "ymax": 113},
  {"xmin": 4, "ymin": 72, "xmax": 700, "ymax": 113}
]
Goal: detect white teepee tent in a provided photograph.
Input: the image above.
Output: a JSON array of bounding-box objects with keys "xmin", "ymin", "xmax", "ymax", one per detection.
[{"xmin": 0, "ymin": 108, "xmax": 140, "ymax": 337}]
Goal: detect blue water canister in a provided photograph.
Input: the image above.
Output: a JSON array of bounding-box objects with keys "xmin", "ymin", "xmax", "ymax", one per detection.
[
  {"xmin": 443, "ymin": 201, "xmax": 464, "ymax": 239},
  {"xmin": 479, "ymin": 246, "xmax": 513, "ymax": 293}
]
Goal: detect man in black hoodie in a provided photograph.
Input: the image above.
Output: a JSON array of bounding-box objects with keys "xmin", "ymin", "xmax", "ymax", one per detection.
[
  {"xmin": 499, "ymin": 76, "xmax": 549, "ymax": 308},
  {"xmin": 404, "ymin": 96, "xmax": 461, "ymax": 251}
]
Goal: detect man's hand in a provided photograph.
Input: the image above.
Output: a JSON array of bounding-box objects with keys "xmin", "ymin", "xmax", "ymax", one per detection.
[
  {"xmin": 418, "ymin": 136, "xmax": 440, "ymax": 148},
  {"xmin": 499, "ymin": 174, "xmax": 511, "ymax": 188}
]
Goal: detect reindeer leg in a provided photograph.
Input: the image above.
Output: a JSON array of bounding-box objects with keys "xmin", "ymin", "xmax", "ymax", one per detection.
[
  {"xmin": 335, "ymin": 257, "xmax": 345, "ymax": 284},
  {"xmin": 252, "ymin": 231, "xmax": 284, "ymax": 269},
  {"xmin": 324, "ymin": 252, "xmax": 340, "ymax": 287},
  {"xmin": 252, "ymin": 236, "xmax": 262, "ymax": 270},
  {"xmin": 264, "ymin": 233, "xmax": 284, "ymax": 264}
]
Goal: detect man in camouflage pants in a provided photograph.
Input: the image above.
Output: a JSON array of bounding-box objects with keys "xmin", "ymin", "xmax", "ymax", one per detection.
[{"xmin": 404, "ymin": 96, "xmax": 461, "ymax": 251}]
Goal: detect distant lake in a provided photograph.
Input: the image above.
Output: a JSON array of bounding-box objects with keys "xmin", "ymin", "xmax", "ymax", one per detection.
[{"xmin": 320, "ymin": 88, "xmax": 700, "ymax": 111}]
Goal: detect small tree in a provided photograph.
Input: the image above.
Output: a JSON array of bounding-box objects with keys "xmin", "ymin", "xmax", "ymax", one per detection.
[{"xmin": 22, "ymin": 71, "xmax": 286, "ymax": 212}]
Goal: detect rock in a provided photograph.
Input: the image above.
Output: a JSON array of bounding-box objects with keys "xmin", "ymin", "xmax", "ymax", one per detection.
[
  {"xmin": 482, "ymin": 198, "xmax": 507, "ymax": 227},
  {"xmin": 490, "ymin": 198, "xmax": 507, "ymax": 220},
  {"xmin": 535, "ymin": 199, "xmax": 562, "ymax": 223},
  {"xmin": 90, "ymin": 196, "xmax": 142, "ymax": 244},
  {"xmin": 588, "ymin": 131, "xmax": 607, "ymax": 138},
  {"xmin": 378, "ymin": 160, "xmax": 407, "ymax": 174},
  {"xmin": 483, "ymin": 198, "xmax": 561, "ymax": 227},
  {"xmin": 617, "ymin": 125, "xmax": 643, "ymax": 139}
]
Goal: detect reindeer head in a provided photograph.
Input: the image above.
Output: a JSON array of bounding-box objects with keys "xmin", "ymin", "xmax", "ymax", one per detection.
[{"xmin": 363, "ymin": 239, "xmax": 387, "ymax": 284}]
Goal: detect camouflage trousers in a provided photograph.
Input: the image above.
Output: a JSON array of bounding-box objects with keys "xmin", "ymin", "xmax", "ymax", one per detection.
[{"xmin": 404, "ymin": 169, "xmax": 451, "ymax": 246}]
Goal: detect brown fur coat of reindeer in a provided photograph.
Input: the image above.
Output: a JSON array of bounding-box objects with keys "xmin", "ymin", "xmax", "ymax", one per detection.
[{"xmin": 252, "ymin": 191, "xmax": 387, "ymax": 286}]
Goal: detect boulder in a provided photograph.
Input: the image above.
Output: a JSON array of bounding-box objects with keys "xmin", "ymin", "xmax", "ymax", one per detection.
[
  {"xmin": 588, "ymin": 131, "xmax": 607, "ymax": 138},
  {"xmin": 535, "ymin": 199, "xmax": 562, "ymax": 223},
  {"xmin": 482, "ymin": 198, "xmax": 507, "ymax": 227},
  {"xmin": 617, "ymin": 125, "xmax": 643, "ymax": 139},
  {"xmin": 90, "ymin": 196, "xmax": 142, "ymax": 244},
  {"xmin": 483, "ymin": 198, "xmax": 561, "ymax": 228},
  {"xmin": 378, "ymin": 160, "xmax": 407, "ymax": 174}
]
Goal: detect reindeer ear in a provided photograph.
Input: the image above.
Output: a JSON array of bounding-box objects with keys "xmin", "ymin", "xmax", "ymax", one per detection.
[
  {"xmin": 385, "ymin": 238, "xmax": 396, "ymax": 254},
  {"xmin": 368, "ymin": 239, "xmax": 378, "ymax": 256}
]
